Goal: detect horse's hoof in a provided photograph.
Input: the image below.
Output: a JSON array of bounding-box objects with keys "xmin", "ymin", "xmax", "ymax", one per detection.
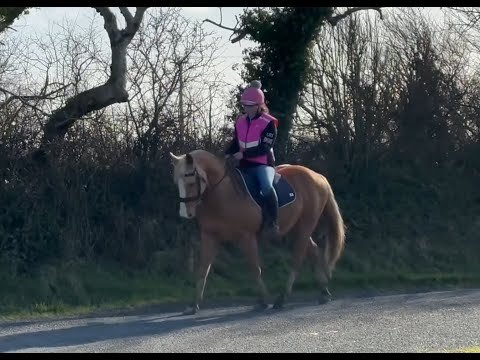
[
  {"xmin": 272, "ymin": 295, "xmax": 285, "ymax": 310},
  {"xmin": 182, "ymin": 305, "xmax": 199, "ymax": 315},
  {"xmin": 318, "ymin": 288, "xmax": 332, "ymax": 305},
  {"xmin": 272, "ymin": 301, "xmax": 284, "ymax": 310},
  {"xmin": 253, "ymin": 302, "xmax": 269, "ymax": 312},
  {"xmin": 318, "ymin": 295, "xmax": 332, "ymax": 305}
]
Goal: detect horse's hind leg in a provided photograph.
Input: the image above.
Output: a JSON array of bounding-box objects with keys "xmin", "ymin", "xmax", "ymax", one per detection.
[
  {"xmin": 183, "ymin": 231, "xmax": 218, "ymax": 315},
  {"xmin": 306, "ymin": 237, "xmax": 332, "ymax": 304},
  {"xmin": 273, "ymin": 220, "xmax": 316, "ymax": 309},
  {"xmin": 238, "ymin": 234, "xmax": 269, "ymax": 310}
]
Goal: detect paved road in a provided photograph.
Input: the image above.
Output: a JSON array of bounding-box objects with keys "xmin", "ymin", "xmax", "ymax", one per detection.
[{"xmin": 0, "ymin": 289, "xmax": 479, "ymax": 352}]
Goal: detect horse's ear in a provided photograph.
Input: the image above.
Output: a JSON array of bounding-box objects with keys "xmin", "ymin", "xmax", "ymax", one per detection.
[
  {"xmin": 186, "ymin": 153, "xmax": 194, "ymax": 165},
  {"xmin": 169, "ymin": 152, "xmax": 181, "ymax": 165}
]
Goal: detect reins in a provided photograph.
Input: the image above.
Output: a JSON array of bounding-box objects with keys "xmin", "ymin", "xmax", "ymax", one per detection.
[{"xmin": 179, "ymin": 158, "xmax": 232, "ymax": 204}]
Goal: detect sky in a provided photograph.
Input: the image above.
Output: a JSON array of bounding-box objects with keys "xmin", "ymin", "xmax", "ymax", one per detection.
[
  {"xmin": 8, "ymin": 7, "xmax": 447, "ymax": 85},
  {"xmin": 4, "ymin": 7, "xmax": 449, "ymax": 127},
  {"xmin": 4, "ymin": 7, "xmax": 260, "ymax": 129},
  {"xmin": 10, "ymin": 7, "xmax": 255, "ymax": 87},
  {"xmin": 180, "ymin": 7, "xmax": 256, "ymax": 84}
]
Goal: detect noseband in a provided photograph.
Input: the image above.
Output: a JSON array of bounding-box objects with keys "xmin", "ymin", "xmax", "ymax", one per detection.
[
  {"xmin": 178, "ymin": 166, "xmax": 228, "ymax": 204},
  {"xmin": 179, "ymin": 169, "xmax": 202, "ymax": 204}
]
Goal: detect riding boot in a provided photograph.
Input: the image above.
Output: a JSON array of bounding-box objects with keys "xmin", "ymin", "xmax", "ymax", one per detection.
[{"xmin": 261, "ymin": 190, "xmax": 280, "ymax": 239}]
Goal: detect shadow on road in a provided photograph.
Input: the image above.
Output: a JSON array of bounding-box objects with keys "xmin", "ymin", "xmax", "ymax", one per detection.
[
  {"xmin": 2, "ymin": 288, "xmax": 478, "ymax": 352},
  {"xmin": 0, "ymin": 302, "xmax": 317, "ymax": 352}
]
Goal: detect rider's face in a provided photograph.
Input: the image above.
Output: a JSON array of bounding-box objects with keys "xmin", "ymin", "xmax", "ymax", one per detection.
[{"xmin": 242, "ymin": 104, "xmax": 259, "ymax": 118}]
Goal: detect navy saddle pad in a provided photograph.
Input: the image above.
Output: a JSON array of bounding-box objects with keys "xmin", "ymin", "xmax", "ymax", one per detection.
[{"xmin": 235, "ymin": 167, "xmax": 296, "ymax": 208}]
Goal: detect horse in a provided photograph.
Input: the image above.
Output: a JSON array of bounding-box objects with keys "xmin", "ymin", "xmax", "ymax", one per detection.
[{"xmin": 169, "ymin": 149, "xmax": 346, "ymax": 315}]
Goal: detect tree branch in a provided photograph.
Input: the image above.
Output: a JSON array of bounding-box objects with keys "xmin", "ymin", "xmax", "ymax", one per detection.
[
  {"xmin": 328, "ymin": 7, "xmax": 383, "ymax": 26},
  {"xmin": 231, "ymin": 31, "xmax": 248, "ymax": 43},
  {"xmin": 121, "ymin": 7, "xmax": 148, "ymax": 36},
  {"xmin": 119, "ymin": 7, "xmax": 133, "ymax": 25},
  {"xmin": 202, "ymin": 18, "xmax": 236, "ymax": 32},
  {"xmin": 133, "ymin": 7, "xmax": 148, "ymax": 25},
  {"xmin": 298, "ymin": 102, "xmax": 336, "ymax": 135},
  {"xmin": 94, "ymin": 7, "xmax": 119, "ymax": 45},
  {"xmin": 37, "ymin": 7, "xmax": 149, "ymax": 153},
  {"xmin": 0, "ymin": 83, "xmax": 72, "ymax": 110},
  {"xmin": 203, "ymin": 15, "xmax": 247, "ymax": 43}
]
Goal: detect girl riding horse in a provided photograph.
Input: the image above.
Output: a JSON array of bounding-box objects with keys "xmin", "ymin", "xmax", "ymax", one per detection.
[{"xmin": 224, "ymin": 80, "xmax": 280, "ymax": 239}]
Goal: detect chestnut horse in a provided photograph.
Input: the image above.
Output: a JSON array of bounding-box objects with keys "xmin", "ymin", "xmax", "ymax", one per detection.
[{"xmin": 169, "ymin": 149, "xmax": 346, "ymax": 315}]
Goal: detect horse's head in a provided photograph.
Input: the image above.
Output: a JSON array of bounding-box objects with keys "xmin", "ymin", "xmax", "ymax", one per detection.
[{"xmin": 169, "ymin": 151, "xmax": 209, "ymax": 219}]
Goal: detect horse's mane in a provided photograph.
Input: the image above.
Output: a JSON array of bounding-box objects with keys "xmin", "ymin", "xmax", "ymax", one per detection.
[
  {"xmin": 188, "ymin": 149, "xmax": 222, "ymax": 169},
  {"xmin": 189, "ymin": 149, "xmax": 246, "ymax": 197}
]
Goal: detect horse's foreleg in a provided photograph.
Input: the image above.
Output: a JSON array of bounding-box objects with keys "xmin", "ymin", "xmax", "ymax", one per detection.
[
  {"xmin": 238, "ymin": 234, "xmax": 269, "ymax": 310},
  {"xmin": 183, "ymin": 232, "xmax": 218, "ymax": 315}
]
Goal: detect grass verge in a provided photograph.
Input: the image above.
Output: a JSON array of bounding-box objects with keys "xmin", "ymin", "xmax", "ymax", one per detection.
[{"xmin": 1, "ymin": 259, "xmax": 479, "ymax": 322}]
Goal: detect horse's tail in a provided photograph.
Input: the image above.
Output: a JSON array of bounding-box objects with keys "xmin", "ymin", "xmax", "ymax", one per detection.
[{"xmin": 321, "ymin": 184, "xmax": 346, "ymax": 271}]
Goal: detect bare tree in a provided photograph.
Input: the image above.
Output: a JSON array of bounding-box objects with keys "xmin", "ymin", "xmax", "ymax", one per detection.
[
  {"xmin": 0, "ymin": 13, "xmax": 115, "ymax": 159},
  {"xmin": 203, "ymin": 7, "xmax": 382, "ymax": 43},
  {"xmin": 442, "ymin": 7, "xmax": 480, "ymax": 142},
  {"xmin": 182, "ymin": 73, "xmax": 234, "ymax": 149},
  {"xmin": 116, "ymin": 7, "xmax": 225, "ymax": 158},
  {"xmin": 33, "ymin": 7, "xmax": 148, "ymax": 158},
  {"xmin": 298, "ymin": 11, "xmax": 393, "ymax": 173},
  {"xmin": 296, "ymin": 7, "xmax": 476, "ymax": 175}
]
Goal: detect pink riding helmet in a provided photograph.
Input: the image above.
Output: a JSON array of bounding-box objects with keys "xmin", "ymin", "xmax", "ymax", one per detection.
[{"xmin": 241, "ymin": 80, "xmax": 265, "ymax": 106}]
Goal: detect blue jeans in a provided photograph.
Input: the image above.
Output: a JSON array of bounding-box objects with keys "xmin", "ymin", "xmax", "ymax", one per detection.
[{"xmin": 243, "ymin": 165, "xmax": 275, "ymax": 196}]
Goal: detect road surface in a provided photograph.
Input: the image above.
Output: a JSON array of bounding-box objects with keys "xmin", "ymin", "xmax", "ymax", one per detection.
[{"xmin": 0, "ymin": 289, "xmax": 479, "ymax": 352}]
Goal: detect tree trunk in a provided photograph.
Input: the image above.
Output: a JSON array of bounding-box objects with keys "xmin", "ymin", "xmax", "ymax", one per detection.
[{"xmin": 36, "ymin": 7, "xmax": 148, "ymax": 157}]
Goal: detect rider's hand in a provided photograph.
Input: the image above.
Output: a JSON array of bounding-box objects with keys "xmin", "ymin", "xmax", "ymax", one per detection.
[{"xmin": 233, "ymin": 152, "xmax": 243, "ymax": 160}]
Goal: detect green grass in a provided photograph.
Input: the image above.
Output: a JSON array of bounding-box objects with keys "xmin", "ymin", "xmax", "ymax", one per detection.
[
  {"xmin": 443, "ymin": 346, "xmax": 480, "ymax": 353},
  {"xmin": 0, "ymin": 261, "xmax": 186, "ymax": 320},
  {"xmin": 1, "ymin": 257, "xmax": 480, "ymax": 322}
]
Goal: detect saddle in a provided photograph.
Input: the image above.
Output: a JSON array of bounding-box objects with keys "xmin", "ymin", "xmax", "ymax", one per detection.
[{"xmin": 234, "ymin": 167, "xmax": 296, "ymax": 208}]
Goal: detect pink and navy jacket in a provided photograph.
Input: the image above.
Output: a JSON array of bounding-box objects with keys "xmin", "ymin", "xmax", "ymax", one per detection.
[{"xmin": 225, "ymin": 112, "xmax": 278, "ymax": 167}]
